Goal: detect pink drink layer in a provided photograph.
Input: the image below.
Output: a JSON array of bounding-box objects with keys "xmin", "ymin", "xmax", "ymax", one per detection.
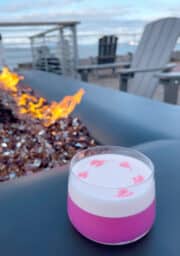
[{"xmin": 68, "ymin": 196, "xmax": 155, "ymax": 244}]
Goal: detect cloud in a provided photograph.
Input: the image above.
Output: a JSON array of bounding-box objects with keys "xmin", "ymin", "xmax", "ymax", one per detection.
[
  {"xmin": 168, "ymin": 6, "xmax": 180, "ymax": 16},
  {"xmin": 0, "ymin": 0, "xmax": 84, "ymax": 13},
  {"xmin": 0, "ymin": 4, "xmax": 146, "ymax": 39},
  {"xmin": 0, "ymin": 5, "xmax": 131, "ymax": 21},
  {"xmin": 0, "ymin": 0, "xmax": 178, "ymax": 38}
]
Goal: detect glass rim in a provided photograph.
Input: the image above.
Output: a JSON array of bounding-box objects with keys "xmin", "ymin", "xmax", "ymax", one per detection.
[{"xmin": 70, "ymin": 145, "xmax": 155, "ymax": 189}]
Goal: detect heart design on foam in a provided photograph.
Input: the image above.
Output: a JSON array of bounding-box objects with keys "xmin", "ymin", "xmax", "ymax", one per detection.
[
  {"xmin": 119, "ymin": 161, "xmax": 131, "ymax": 169},
  {"xmin": 78, "ymin": 171, "xmax": 88, "ymax": 179},
  {"xmin": 133, "ymin": 175, "xmax": 144, "ymax": 184},
  {"xmin": 90, "ymin": 160, "xmax": 105, "ymax": 167},
  {"xmin": 116, "ymin": 188, "xmax": 133, "ymax": 197}
]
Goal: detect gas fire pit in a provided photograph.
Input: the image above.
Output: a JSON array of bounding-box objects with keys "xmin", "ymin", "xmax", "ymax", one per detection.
[
  {"xmin": 0, "ymin": 68, "xmax": 96, "ymax": 181},
  {"xmin": 1, "ymin": 67, "xmax": 180, "ymax": 182}
]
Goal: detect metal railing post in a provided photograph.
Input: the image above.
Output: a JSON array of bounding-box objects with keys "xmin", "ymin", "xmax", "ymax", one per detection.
[
  {"xmin": 59, "ymin": 27, "xmax": 66, "ymax": 75},
  {"xmin": 30, "ymin": 38, "xmax": 35, "ymax": 69},
  {"xmin": 71, "ymin": 25, "xmax": 79, "ymax": 78},
  {"xmin": 43, "ymin": 35, "xmax": 48, "ymax": 72}
]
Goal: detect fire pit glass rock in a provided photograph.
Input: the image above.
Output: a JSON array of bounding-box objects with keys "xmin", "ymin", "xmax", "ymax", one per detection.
[{"xmin": 0, "ymin": 68, "xmax": 96, "ymax": 182}]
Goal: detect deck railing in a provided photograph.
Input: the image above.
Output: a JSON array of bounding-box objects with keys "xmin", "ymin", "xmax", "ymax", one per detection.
[
  {"xmin": 0, "ymin": 21, "xmax": 79, "ymax": 77},
  {"xmin": 0, "ymin": 22, "xmax": 179, "ymax": 76}
]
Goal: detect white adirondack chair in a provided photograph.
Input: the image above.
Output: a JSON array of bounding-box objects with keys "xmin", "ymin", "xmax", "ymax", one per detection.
[{"xmin": 119, "ymin": 17, "xmax": 180, "ymax": 101}]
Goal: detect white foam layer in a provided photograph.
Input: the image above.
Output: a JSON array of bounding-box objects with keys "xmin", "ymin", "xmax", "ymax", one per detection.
[{"xmin": 68, "ymin": 153, "xmax": 155, "ymax": 217}]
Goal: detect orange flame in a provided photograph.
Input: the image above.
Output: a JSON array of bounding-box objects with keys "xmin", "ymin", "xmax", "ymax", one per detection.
[
  {"xmin": 0, "ymin": 67, "xmax": 85, "ymax": 126},
  {"xmin": 17, "ymin": 89, "xmax": 85, "ymax": 126},
  {"xmin": 0, "ymin": 67, "xmax": 24, "ymax": 92}
]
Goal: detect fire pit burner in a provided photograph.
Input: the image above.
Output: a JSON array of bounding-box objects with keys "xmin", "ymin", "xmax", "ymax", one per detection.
[{"xmin": 0, "ymin": 68, "xmax": 96, "ymax": 182}]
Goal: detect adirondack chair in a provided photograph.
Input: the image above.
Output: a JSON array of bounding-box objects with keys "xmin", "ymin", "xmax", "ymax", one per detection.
[
  {"xmin": 77, "ymin": 35, "xmax": 130, "ymax": 81},
  {"xmin": 119, "ymin": 17, "xmax": 180, "ymax": 100},
  {"xmin": 98, "ymin": 35, "xmax": 118, "ymax": 64}
]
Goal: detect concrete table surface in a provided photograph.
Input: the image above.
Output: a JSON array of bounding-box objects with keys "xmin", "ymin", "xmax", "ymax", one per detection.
[{"xmin": 0, "ymin": 140, "xmax": 179, "ymax": 256}]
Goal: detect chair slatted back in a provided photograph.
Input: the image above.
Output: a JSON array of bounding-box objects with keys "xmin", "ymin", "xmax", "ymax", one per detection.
[
  {"xmin": 98, "ymin": 35, "xmax": 118, "ymax": 64},
  {"xmin": 128, "ymin": 17, "xmax": 180, "ymax": 97}
]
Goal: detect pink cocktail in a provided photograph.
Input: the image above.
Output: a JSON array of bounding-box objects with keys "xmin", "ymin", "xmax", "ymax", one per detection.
[{"xmin": 67, "ymin": 146, "xmax": 156, "ymax": 245}]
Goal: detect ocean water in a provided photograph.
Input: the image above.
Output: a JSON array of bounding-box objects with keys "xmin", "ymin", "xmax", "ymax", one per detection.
[{"xmin": 2, "ymin": 47, "xmax": 32, "ymax": 69}]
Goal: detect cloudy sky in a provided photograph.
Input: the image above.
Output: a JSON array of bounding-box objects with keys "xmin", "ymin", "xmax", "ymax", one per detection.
[{"xmin": 0, "ymin": 0, "xmax": 179, "ymax": 35}]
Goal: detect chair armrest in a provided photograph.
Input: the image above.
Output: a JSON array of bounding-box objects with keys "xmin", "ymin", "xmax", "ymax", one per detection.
[
  {"xmin": 77, "ymin": 61, "xmax": 131, "ymax": 72},
  {"xmin": 77, "ymin": 61, "xmax": 131, "ymax": 82},
  {"xmin": 119, "ymin": 63, "xmax": 176, "ymax": 76},
  {"xmin": 119, "ymin": 63, "xmax": 176, "ymax": 92},
  {"xmin": 156, "ymin": 72, "xmax": 180, "ymax": 81}
]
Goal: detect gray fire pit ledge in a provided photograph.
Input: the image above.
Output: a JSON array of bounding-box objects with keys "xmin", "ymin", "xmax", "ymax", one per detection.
[{"xmin": 20, "ymin": 70, "xmax": 180, "ymax": 146}]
